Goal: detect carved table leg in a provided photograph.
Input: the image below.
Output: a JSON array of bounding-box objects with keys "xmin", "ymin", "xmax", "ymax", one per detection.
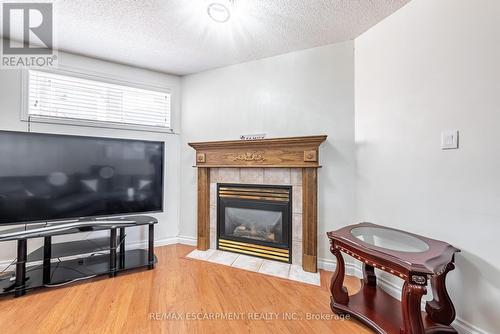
[
  {"xmin": 425, "ymin": 263, "xmax": 456, "ymax": 325},
  {"xmin": 363, "ymin": 263, "xmax": 377, "ymax": 287},
  {"xmin": 401, "ymin": 281, "xmax": 426, "ymax": 334},
  {"xmin": 329, "ymin": 244, "xmax": 349, "ymax": 309}
]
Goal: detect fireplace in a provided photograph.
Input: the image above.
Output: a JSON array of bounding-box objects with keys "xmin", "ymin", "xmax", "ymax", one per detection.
[
  {"xmin": 189, "ymin": 135, "xmax": 327, "ymax": 272},
  {"xmin": 217, "ymin": 183, "xmax": 292, "ymax": 263}
]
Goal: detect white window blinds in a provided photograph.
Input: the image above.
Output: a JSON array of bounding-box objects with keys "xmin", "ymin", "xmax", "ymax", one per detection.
[{"xmin": 27, "ymin": 70, "xmax": 171, "ymax": 129}]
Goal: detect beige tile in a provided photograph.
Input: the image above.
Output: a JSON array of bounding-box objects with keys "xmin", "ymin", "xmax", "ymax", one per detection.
[
  {"xmin": 288, "ymin": 264, "xmax": 320, "ymax": 286},
  {"xmin": 291, "ymin": 241, "xmax": 303, "ymax": 265},
  {"xmin": 231, "ymin": 255, "xmax": 264, "ymax": 272},
  {"xmin": 207, "ymin": 250, "xmax": 239, "ymax": 266},
  {"xmin": 292, "ymin": 186, "xmax": 302, "ymax": 213},
  {"xmin": 209, "ymin": 227, "xmax": 217, "ymax": 249},
  {"xmin": 188, "ymin": 250, "xmax": 320, "ymax": 286},
  {"xmin": 210, "ymin": 183, "xmax": 217, "ymax": 206},
  {"xmin": 240, "ymin": 168, "xmax": 264, "ymax": 184},
  {"xmin": 259, "ymin": 260, "xmax": 291, "ymax": 279},
  {"xmin": 263, "ymin": 168, "xmax": 291, "ymax": 185},
  {"xmin": 186, "ymin": 249, "xmax": 216, "ymax": 261},
  {"xmin": 217, "ymin": 168, "xmax": 240, "ymax": 183},
  {"xmin": 292, "ymin": 214, "xmax": 302, "ymax": 241},
  {"xmin": 290, "ymin": 168, "xmax": 302, "ymax": 186},
  {"xmin": 210, "ymin": 206, "xmax": 217, "ymax": 229},
  {"xmin": 210, "ymin": 168, "xmax": 219, "ymax": 183}
]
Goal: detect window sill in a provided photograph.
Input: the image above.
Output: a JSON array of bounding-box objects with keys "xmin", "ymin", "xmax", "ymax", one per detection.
[{"xmin": 22, "ymin": 116, "xmax": 175, "ymax": 134}]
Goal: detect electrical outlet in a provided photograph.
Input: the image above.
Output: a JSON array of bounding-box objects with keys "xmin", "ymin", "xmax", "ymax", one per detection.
[{"xmin": 441, "ymin": 130, "xmax": 459, "ymax": 150}]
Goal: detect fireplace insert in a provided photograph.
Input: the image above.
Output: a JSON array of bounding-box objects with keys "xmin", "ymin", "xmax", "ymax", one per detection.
[{"xmin": 217, "ymin": 183, "xmax": 292, "ymax": 263}]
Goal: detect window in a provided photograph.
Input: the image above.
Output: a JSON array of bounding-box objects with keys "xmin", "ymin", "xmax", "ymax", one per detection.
[{"xmin": 26, "ymin": 69, "xmax": 172, "ymax": 131}]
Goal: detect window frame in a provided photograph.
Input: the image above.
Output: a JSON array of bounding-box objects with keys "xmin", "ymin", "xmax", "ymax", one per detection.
[{"xmin": 21, "ymin": 66, "xmax": 174, "ymax": 133}]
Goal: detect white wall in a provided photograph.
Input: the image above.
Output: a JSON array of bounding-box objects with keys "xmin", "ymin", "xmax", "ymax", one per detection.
[
  {"xmin": 180, "ymin": 41, "xmax": 356, "ymax": 261},
  {"xmin": 0, "ymin": 51, "xmax": 182, "ymax": 260},
  {"xmin": 1, "ymin": 5, "xmax": 494, "ymax": 330},
  {"xmin": 355, "ymin": 0, "xmax": 500, "ymax": 332}
]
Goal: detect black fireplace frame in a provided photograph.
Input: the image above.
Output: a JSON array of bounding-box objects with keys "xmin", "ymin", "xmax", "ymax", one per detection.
[{"xmin": 217, "ymin": 183, "xmax": 292, "ymax": 261}]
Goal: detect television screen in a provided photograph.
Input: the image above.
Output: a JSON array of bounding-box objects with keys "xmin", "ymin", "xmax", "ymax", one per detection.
[{"xmin": 0, "ymin": 131, "xmax": 164, "ymax": 225}]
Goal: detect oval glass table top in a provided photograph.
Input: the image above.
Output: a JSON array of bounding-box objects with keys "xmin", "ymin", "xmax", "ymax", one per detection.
[{"xmin": 350, "ymin": 226, "xmax": 430, "ymax": 253}]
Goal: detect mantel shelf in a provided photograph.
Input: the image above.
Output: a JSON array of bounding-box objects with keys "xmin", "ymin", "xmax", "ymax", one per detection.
[
  {"xmin": 188, "ymin": 135, "xmax": 328, "ymax": 151},
  {"xmin": 192, "ymin": 164, "xmax": 322, "ymax": 168},
  {"xmin": 188, "ymin": 135, "xmax": 327, "ymax": 168}
]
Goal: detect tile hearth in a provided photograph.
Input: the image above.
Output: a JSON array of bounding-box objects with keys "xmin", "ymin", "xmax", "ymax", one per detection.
[{"xmin": 186, "ymin": 249, "xmax": 320, "ymax": 286}]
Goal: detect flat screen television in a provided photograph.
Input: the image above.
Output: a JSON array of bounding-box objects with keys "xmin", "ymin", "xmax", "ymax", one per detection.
[{"xmin": 0, "ymin": 131, "xmax": 164, "ymax": 225}]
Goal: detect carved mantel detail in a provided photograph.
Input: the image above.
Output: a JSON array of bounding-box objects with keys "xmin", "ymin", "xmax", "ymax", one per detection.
[
  {"xmin": 303, "ymin": 150, "xmax": 318, "ymax": 162},
  {"xmin": 233, "ymin": 152, "xmax": 266, "ymax": 162},
  {"xmin": 196, "ymin": 153, "xmax": 206, "ymax": 163},
  {"xmin": 188, "ymin": 135, "xmax": 328, "ymax": 273}
]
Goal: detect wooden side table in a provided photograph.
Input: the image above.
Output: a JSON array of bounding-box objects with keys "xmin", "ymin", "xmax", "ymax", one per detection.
[{"xmin": 327, "ymin": 223, "xmax": 460, "ymax": 334}]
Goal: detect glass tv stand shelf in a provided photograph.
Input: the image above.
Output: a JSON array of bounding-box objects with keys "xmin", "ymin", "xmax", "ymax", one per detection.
[
  {"xmin": 327, "ymin": 223, "xmax": 460, "ymax": 334},
  {"xmin": 0, "ymin": 215, "xmax": 157, "ymax": 297}
]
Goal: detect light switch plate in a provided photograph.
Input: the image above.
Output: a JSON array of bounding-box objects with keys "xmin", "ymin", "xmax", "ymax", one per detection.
[{"xmin": 441, "ymin": 130, "xmax": 459, "ymax": 150}]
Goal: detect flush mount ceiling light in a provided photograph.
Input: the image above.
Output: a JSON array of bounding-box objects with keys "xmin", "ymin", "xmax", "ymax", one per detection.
[{"xmin": 207, "ymin": 1, "xmax": 232, "ymax": 23}]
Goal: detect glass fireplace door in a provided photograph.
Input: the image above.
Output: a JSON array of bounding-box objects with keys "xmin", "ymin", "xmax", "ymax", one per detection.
[
  {"xmin": 217, "ymin": 184, "xmax": 292, "ymax": 263},
  {"xmin": 225, "ymin": 207, "xmax": 283, "ymax": 243}
]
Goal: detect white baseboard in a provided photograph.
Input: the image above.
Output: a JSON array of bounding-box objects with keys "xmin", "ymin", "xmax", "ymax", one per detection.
[
  {"xmin": 0, "ymin": 258, "xmax": 16, "ymax": 274},
  {"xmin": 176, "ymin": 235, "xmax": 197, "ymax": 246},
  {"xmin": 317, "ymin": 257, "xmax": 362, "ymax": 277},
  {"xmin": 452, "ymin": 318, "xmax": 487, "ymax": 334},
  {"xmin": 154, "ymin": 237, "xmax": 180, "ymax": 247}
]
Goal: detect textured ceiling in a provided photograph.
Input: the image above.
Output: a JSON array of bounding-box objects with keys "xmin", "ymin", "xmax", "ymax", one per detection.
[{"xmin": 2, "ymin": 0, "xmax": 410, "ymax": 75}]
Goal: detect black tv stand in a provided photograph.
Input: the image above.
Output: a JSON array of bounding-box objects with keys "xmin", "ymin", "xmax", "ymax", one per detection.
[
  {"xmin": 0, "ymin": 216, "xmax": 157, "ymax": 297},
  {"xmin": 77, "ymin": 226, "xmax": 95, "ymax": 232}
]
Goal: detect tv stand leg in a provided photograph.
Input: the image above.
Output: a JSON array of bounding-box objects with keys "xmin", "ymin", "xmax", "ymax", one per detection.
[
  {"xmin": 119, "ymin": 228, "xmax": 125, "ymax": 269},
  {"xmin": 15, "ymin": 239, "xmax": 27, "ymax": 297},
  {"xmin": 43, "ymin": 236, "xmax": 52, "ymax": 284},
  {"xmin": 109, "ymin": 228, "xmax": 117, "ymax": 277},
  {"xmin": 148, "ymin": 224, "xmax": 155, "ymax": 269}
]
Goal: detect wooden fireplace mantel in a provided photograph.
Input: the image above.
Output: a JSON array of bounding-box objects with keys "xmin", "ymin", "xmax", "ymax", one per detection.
[
  {"xmin": 188, "ymin": 135, "xmax": 327, "ymax": 273},
  {"xmin": 188, "ymin": 135, "xmax": 327, "ymax": 168}
]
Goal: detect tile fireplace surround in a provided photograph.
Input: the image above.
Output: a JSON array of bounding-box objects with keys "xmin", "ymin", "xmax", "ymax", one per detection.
[
  {"xmin": 188, "ymin": 136, "xmax": 327, "ymax": 273},
  {"xmin": 212, "ymin": 168, "xmax": 299, "ymax": 263}
]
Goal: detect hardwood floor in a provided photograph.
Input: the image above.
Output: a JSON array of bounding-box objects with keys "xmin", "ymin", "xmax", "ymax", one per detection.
[{"xmin": 0, "ymin": 244, "xmax": 372, "ymax": 334}]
